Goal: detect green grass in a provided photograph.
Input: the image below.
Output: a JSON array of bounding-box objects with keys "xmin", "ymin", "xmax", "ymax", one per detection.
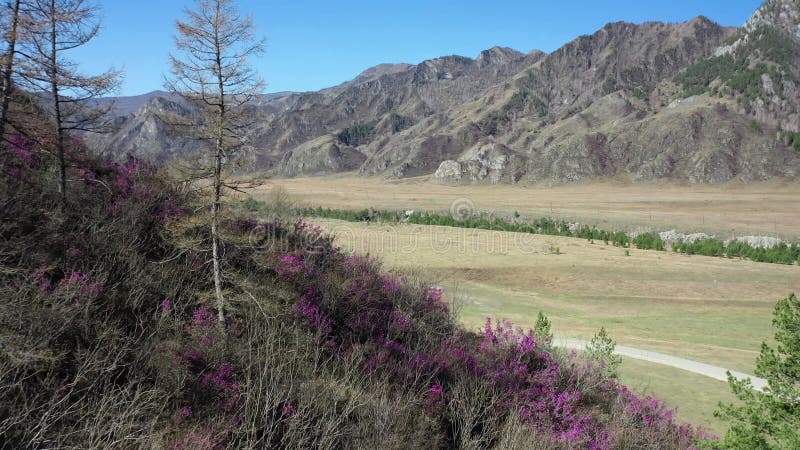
[
  {"xmin": 303, "ymin": 217, "xmax": 799, "ymax": 434},
  {"xmin": 449, "ymin": 279, "xmax": 769, "ymax": 373},
  {"xmin": 618, "ymin": 357, "xmax": 737, "ymax": 436}
]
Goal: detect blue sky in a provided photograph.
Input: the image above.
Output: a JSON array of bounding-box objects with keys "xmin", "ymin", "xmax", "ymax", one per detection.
[{"xmin": 72, "ymin": 0, "xmax": 764, "ymax": 96}]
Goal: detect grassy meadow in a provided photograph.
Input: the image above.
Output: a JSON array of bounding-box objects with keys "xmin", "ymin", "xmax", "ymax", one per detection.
[
  {"xmin": 296, "ymin": 218, "xmax": 799, "ymax": 434},
  {"xmin": 242, "ymin": 177, "xmax": 800, "ymax": 434}
]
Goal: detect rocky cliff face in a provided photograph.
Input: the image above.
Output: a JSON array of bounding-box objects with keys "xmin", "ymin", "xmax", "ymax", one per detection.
[
  {"xmin": 85, "ymin": 95, "xmax": 202, "ymax": 161},
  {"xmin": 745, "ymin": 0, "xmax": 800, "ymax": 39},
  {"xmin": 691, "ymin": 0, "xmax": 800, "ymax": 133},
  {"xmin": 92, "ymin": 0, "xmax": 800, "ymax": 184}
]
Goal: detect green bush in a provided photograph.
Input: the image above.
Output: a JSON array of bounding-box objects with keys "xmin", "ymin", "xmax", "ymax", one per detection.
[
  {"xmin": 633, "ymin": 232, "xmax": 665, "ymax": 251},
  {"xmin": 672, "ymin": 239, "xmax": 725, "ymax": 257},
  {"xmin": 673, "ymin": 239, "xmax": 799, "ymax": 265},
  {"xmin": 300, "ymin": 207, "xmax": 798, "ymax": 266},
  {"xmin": 783, "ymin": 131, "xmax": 800, "ymax": 152},
  {"xmin": 534, "ymin": 311, "xmax": 553, "ymax": 344}
]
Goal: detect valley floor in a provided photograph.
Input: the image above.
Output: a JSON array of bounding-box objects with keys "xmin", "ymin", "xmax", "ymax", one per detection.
[
  {"xmin": 245, "ymin": 177, "xmax": 800, "ymax": 434},
  {"xmin": 254, "ymin": 176, "xmax": 800, "ymax": 239},
  {"xmin": 280, "ymin": 216, "xmax": 799, "ymax": 435}
]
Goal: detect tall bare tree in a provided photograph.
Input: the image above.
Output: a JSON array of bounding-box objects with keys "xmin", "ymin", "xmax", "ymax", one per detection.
[
  {"xmin": 166, "ymin": 0, "xmax": 265, "ymax": 327},
  {"xmin": 0, "ymin": 0, "xmax": 23, "ymax": 153},
  {"xmin": 15, "ymin": 0, "xmax": 120, "ymax": 198}
]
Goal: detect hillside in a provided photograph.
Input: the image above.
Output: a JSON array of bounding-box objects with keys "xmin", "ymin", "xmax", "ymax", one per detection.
[
  {"xmin": 0, "ymin": 138, "xmax": 714, "ymax": 448},
  {"xmin": 90, "ymin": 0, "xmax": 800, "ymax": 183}
]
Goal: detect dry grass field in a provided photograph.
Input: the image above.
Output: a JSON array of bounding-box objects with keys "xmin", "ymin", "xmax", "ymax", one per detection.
[
  {"xmin": 245, "ymin": 177, "xmax": 800, "ymax": 433},
  {"xmin": 297, "ymin": 217, "xmax": 799, "ymax": 434},
  {"xmin": 252, "ymin": 176, "xmax": 800, "ymax": 239},
  {"xmin": 307, "ymin": 219, "xmax": 799, "ymax": 371}
]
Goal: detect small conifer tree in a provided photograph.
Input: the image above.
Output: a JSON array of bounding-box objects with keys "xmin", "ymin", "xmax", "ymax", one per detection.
[{"xmin": 587, "ymin": 326, "xmax": 622, "ymax": 379}]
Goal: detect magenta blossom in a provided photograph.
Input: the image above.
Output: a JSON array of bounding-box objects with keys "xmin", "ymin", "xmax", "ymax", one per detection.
[
  {"xmin": 276, "ymin": 254, "xmax": 305, "ymax": 277},
  {"xmin": 177, "ymin": 406, "xmax": 192, "ymax": 421}
]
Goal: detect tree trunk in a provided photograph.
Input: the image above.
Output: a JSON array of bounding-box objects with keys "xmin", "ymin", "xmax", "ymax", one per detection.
[
  {"xmin": 211, "ymin": 9, "xmax": 226, "ymax": 329},
  {"xmin": 0, "ymin": 0, "xmax": 22, "ymax": 153},
  {"xmin": 49, "ymin": 0, "xmax": 66, "ymax": 201},
  {"xmin": 211, "ymin": 127, "xmax": 225, "ymax": 328}
]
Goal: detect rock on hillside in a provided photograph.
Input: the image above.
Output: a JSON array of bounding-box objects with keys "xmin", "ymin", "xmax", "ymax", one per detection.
[{"xmin": 745, "ymin": 0, "xmax": 800, "ymax": 39}]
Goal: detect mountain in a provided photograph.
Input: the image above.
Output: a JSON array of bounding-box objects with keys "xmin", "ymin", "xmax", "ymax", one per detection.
[
  {"xmin": 685, "ymin": 0, "xmax": 800, "ymax": 133},
  {"xmin": 91, "ymin": 0, "xmax": 800, "ymax": 184}
]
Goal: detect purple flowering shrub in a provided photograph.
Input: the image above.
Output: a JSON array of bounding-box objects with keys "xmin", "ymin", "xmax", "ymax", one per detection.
[
  {"xmin": 267, "ymin": 223, "xmax": 713, "ymax": 449},
  {"xmin": 1, "ymin": 133, "xmax": 43, "ymax": 181},
  {"xmin": 0, "ymin": 136, "xmax": 713, "ymax": 448},
  {"xmin": 0, "ymin": 138, "xmax": 205, "ymax": 448}
]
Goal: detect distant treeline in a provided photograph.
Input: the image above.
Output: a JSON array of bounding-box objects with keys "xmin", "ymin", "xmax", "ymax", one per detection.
[
  {"xmin": 294, "ymin": 205, "xmax": 800, "ymax": 266},
  {"xmin": 297, "ymin": 205, "xmax": 633, "ymax": 244},
  {"xmin": 673, "ymin": 239, "xmax": 800, "ymax": 265}
]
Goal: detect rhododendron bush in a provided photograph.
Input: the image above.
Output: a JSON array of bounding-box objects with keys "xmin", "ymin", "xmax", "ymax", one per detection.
[
  {"xmin": 0, "ymin": 138, "xmax": 713, "ymax": 449},
  {"xmin": 267, "ymin": 223, "xmax": 712, "ymax": 449}
]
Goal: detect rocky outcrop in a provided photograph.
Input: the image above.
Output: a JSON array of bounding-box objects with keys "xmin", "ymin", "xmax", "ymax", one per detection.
[
  {"xmin": 745, "ymin": 0, "xmax": 800, "ymax": 40},
  {"xmin": 660, "ymin": 230, "xmax": 711, "ymax": 245},
  {"xmin": 85, "ymin": 95, "xmax": 203, "ymax": 162},
  {"xmin": 278, "ymin": 136, "xmax": 367, "ymax": 177},
  {"xmin": 433, "ymin": 141, "xmax": 527, "ymax": 184},
  {"xmin": 693, "ymin": 0, "xmax": 800, "ymax": 132},
  {"xmin": 360, "ymin": 17, "xmax": 746, "ymax": 181},
  {"xmin": 733, "ymin": 235, "xmax": 784, "ymax": 248}
]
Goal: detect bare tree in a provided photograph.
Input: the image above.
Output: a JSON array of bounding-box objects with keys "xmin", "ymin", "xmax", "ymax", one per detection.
[
  {"xmin": 166, "ymin": 0, "xmax": 265, "ymax": 327},
  {"xmin": 0, "ymin": 0, "xmax": 23, "ymax": 153},
  {"xmin": 15, "ymin": 0, "xmax": 120, "ymax": 199}
]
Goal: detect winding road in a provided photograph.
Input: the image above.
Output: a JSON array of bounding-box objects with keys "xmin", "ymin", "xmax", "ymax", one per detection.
[{"xmin": 555, "ymin": 337, "xmax": 768, "ymax": 392}]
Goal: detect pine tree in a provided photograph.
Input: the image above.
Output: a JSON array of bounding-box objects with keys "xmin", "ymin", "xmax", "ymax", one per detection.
[
  {"xmin": 715, "ymin": 293, "xmax": 800, "ymax": 449},
  {"xmin": 586, "ymin": 326, "xmax": 622, "ymax": 379},
  {"xmin": 534, "ymin": 311, "xmax": 553, "ymax": 344}
]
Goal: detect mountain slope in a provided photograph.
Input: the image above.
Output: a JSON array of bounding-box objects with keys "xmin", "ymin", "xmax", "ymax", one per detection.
[
  {"xmin": 91, "ymin": 0, "xmax": 800, "ymax": 184},
  {"xmin": 360, "ymin": 17, "xmax": 748, "ymax": 181},
  {"xmin": 676, "ymin": 0, "xmax": 800, "ymax": 134}
]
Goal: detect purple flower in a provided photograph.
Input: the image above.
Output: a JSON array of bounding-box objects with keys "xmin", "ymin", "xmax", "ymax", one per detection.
[
  {"xmin": 276, "ymin": 254, "xmax": 304, "ymax": 277},
  {"xmin": 382, "ymin": 275, "xmax": 402, "ymax": 292},
  {"xmin": 8, "ymin": 133, "xmax": 33, "ymax": 166},
  {"xmin": 34, "ymin": 268, "xmax": 52, "ymax": 292},
  {"xmin": 292, "ymin": 294, "xmax": 332, "ymax": 334},
  {"xmin": 389, "ymin": 310, "xmax": 414, "ymax": 332},
  {"xmin": 190, "ymin": 305, "xmax": 217, "ymax": 330},
  {"xmin": 179, "ymin": 348, "xmax": 207, "ymax": 373},
  {"xmin": 66, "ymin": 271, "xmax": 87, "ymax": 284},
  {"xmin": 427, "ymin": 286, "xmax": 444, "ymax": 302},
  {"xmin": 296, "ymin": 219, "xmax": 323, "ymax": 235},
  {"xmin": 425, "ymin": 383, "xmax": 445, "ymax": 415},
  {"xmin": 177, "ymin": 406, "xmax": 192, "ymax": 420},
  {"xmin": 60, "ymin": 270, "xmax": 104, "ymax": 302},
  {"xmin": 282, "ymin": 404, "xmax": 298, "ymax": 417}
]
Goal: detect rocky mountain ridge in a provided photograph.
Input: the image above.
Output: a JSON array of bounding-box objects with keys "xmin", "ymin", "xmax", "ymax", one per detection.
[{"xmin": 91, "ymin": 0, "xmax": 800, "ymax": 184}]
